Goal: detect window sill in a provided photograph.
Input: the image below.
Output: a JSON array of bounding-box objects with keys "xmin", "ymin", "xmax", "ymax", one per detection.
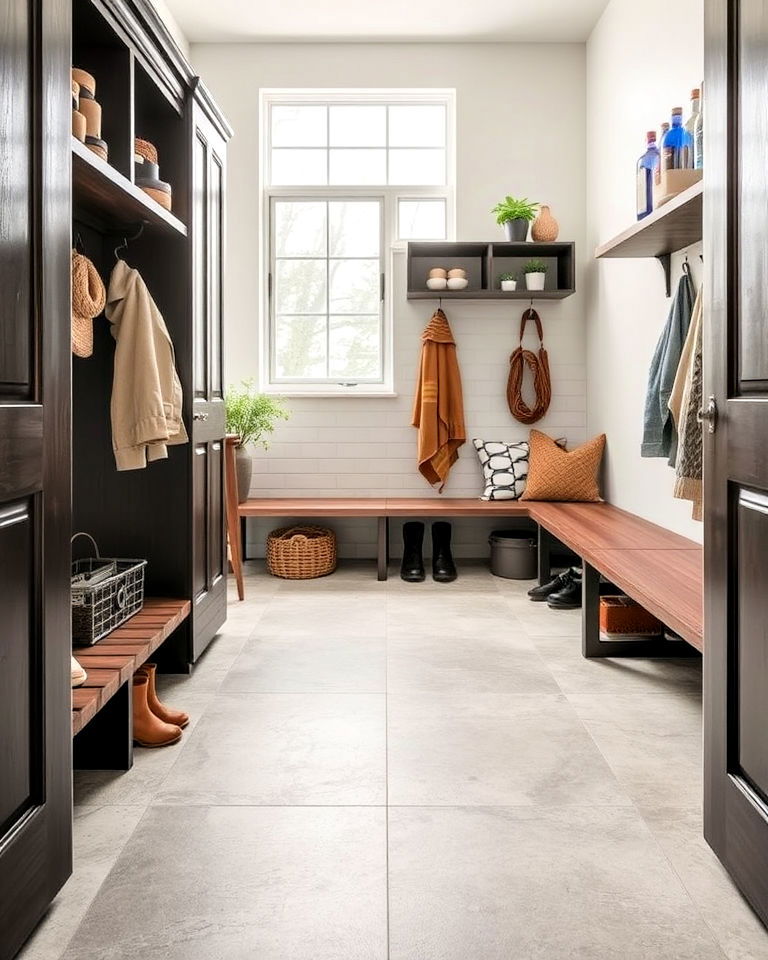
[{"xmin": 262, "ymin": 388, "xmax": 399, "ymax": 399}]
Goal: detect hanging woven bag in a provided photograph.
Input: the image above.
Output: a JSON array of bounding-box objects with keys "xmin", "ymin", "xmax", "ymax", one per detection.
[{"xmin": 71, "ymin": 250, "xmax": 106, "ymax": 358}]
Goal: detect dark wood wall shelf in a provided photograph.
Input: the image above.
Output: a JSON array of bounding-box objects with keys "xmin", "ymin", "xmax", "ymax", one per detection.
[
  {"xmin": 594, "ymin": 180, "xmax": 703, "ymax": 295},
  {"xmin": 72, "ymin": 136, "xmax": 187, "ymax": 236},
  {"xmin": 406, "ymin": 241, "xmax": 575, "ymax": 300}
]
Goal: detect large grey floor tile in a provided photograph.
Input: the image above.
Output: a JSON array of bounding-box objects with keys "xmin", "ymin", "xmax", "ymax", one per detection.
[
  {"xmin": 566, "ymin": 692, "xmax": 704, "ymax": 810},
  {"xmin": 648, "ymin": 810, "xmax": 768, "ymax": 960},
  {"xmin": 387, "ymin": 693, "xmax": 630, "ymax": 807},
  {"xmin": 222, "ymin": 634, "xmax": 386, "ymax": 693},
  {"xmin": 18, "ymin": 805, "xmax": 146, "ymax": 960},
  {"xmin": 61, "ymin": 805, "xmax": 387, "ymax": 960},
  {"xmin": 388, "ymin": 805, "xmax": 726, "ymax": 960},
  {"xmin": 254, "ymin": 595, "xmax": 387, "ymax": 638},
  {"xmin": 532, "ymin": 635, "xmax": 704, "ymax": 695},
  {"xmin": 74, "ymin": 693, "xmax": 211, "ymax": 806},
  {"xmin": 386, "ymin": 633, "xmax": 559, "ymax": 695},
  {"xmin": 157, "ymin": 692, "xmax": 386, "ymax": 805},
  {"xmin": 386, "ymin": 593, "xmax": 517, "ymax": 639}
]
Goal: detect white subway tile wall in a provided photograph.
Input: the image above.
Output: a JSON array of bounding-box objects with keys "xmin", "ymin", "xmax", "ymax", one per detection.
[{"xmin": 246, "ymin": 254, "xmax": 586, "ymax": 558}]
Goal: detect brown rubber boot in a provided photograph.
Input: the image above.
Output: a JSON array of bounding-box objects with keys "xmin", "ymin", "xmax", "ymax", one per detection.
[
  {"xmin": 136, "ymin": 662, "xmax": 189, "ymax": 728},
  {"xmin": 132, "ymin": 675, "xmax": 182, "ymax": 748}
]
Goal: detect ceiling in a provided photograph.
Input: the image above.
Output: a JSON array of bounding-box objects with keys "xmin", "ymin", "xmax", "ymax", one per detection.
[{"xmin": 163, "ymin": 0, "xmax": 610, "ymax": 44}]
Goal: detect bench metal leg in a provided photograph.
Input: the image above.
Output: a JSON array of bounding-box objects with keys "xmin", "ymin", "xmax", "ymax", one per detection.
[
  {"xmin": 377, "ymin": 516, "xmax": 389, "ymax": 581},
  {"xmin": 73, "ymin": 682, "xmax": 133, "ymax": 771},
  {"xmin": 538, "ymin": 525, "xmax": 556, "ymax": 585},
  {"xmin": 581, "ymin": 559, "xmax": 700, "ymax": 660},
  {"xmin": 581, "ymin": 561, "xmax": 602, "ymax": 658}
]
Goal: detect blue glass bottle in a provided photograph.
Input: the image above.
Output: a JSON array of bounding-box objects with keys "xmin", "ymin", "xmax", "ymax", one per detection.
[
  {"xmin": 661, "ymin": 107, "xmax": 693, "ymax": 172},
  {"xmin": 636, "ymin": 131, "xmax": 660, "ymax": 220}
]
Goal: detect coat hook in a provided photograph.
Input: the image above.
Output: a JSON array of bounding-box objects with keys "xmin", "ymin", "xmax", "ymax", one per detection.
[{"xmin": 113, "ymin": 221, "xmax": 146, "ymax": 260}]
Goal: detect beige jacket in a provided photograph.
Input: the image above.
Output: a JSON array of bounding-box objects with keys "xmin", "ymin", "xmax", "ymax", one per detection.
[{"xmin": 106, "ymin": 260, "xmax": 188, "ymax": 470}]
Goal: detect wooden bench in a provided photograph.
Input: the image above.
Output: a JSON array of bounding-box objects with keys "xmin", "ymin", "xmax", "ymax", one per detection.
[
  {"xmin": 236, "ymin": 497, "xmax": 703, "ymax": 658},
  {"xmin": 72, "ymin": 597, "xmax": 191, "ymax": 770}
]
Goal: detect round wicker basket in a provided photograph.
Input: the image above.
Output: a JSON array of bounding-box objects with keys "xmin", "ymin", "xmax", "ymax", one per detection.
[{"xmin": 266, "ymin": 525, "xmax": 337, "ymax": 579}]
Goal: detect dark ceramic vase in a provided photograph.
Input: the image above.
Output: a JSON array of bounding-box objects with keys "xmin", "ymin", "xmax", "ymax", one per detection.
[
  {"xmin": 235, "ymin": 444, "xmax": 252, "ymax": 504},
  {"xmin": 504, "ymin": 218, "xmax": 529, "ymax": 241}
]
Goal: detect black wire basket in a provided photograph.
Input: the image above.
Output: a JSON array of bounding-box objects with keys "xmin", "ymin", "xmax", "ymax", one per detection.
[{"xmin": 71, "ymin": 533, "xmax": 147, "ymax": 645}]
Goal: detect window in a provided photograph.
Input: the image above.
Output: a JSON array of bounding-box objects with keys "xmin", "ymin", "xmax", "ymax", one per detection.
[{"xmin": 261, "ymin": 89, "xmax": 455, "ymax": 395}]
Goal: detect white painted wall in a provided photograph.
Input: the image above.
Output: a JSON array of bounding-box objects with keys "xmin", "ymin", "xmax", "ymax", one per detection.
[
  {"xmin": 585, "ymin": 0, "xmax": 704, "ymax": 542},
  {"xmin": 150, "ymin": 0, "xmax": 190, "ymax": 58},
  {"xmin": 191, "ymin": 42, "xmax": 588, "ymax": 557}
]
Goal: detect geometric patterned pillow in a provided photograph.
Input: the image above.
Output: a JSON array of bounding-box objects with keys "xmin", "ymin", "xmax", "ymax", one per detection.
[{"xmin": 472, "ymin": 439, "xmax": 529, "ymax": 500}]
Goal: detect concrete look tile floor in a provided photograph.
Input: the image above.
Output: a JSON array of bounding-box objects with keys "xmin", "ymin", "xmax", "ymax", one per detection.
[{"xmin": 19, "ymin": 561, "xmax": 768, "ymax": 960}]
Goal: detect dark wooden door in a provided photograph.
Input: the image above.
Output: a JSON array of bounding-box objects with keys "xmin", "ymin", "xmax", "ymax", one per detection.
[
  {"xmin": 0, "ymin": 0, "xmax": 72, "ymax": 956},
  {"xmin": 704, "ymin": 0, "xmax": 768, "ymax": 927},
  {"xmin": 189, "ymin": 93, "xmax": 228, "ymax": 660}
]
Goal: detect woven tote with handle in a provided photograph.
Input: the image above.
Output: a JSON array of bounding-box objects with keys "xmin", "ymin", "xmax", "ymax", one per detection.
[{"xmin": 266, "ymin": 525, "xmax": 337, "ymax": 579}]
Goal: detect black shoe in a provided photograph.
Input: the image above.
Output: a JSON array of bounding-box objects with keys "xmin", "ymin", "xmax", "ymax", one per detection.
[
  {"xmin": 547, "ymin": 577, "xmax": 583, "ymax": 609},
  {"xmin": 400, "ymin": 521, "xmax": 425, "ymax": 582},
  {"xmin": 431, "ymin": 521, "xmax": 457, "ymax": 583},
  {"xmin": 528, "ymin": 568, "xmax": 577, "ymax": 602}
]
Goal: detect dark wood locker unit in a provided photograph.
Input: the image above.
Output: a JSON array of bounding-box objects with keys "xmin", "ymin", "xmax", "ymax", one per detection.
[
  {"xmin": 0, "ymin": 1, "xmax": 73, "ymax": 957},
  {"xmin": 189, "ymin": 87, "xmax": 231, "ymax": 660},
  {"xmin": 70, "ymin": 0, "xmax": 231, "ymax": 673}
]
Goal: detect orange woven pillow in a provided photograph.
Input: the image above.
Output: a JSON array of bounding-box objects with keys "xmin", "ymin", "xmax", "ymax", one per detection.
[{"xmin": 520, "ymin": 429, "xmax": 606, "ymax": 502}]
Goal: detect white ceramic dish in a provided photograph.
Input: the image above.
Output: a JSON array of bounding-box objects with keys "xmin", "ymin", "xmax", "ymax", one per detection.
[
  {"xmin": 426, "ymin": 277, "xmax": 448, "ymax": 290},
  {"xmin": 446, "ymin": 277, "xmax": 469, "ymax": 290}
]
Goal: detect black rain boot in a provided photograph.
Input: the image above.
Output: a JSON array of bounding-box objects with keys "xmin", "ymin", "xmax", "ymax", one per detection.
[
  {"xmin": 431, "ymin": 521, "xmax": 457, "ymax": 583},
  {"xmin": 400, "ymin": 521, "xmax": 426, "ymax": 582}
]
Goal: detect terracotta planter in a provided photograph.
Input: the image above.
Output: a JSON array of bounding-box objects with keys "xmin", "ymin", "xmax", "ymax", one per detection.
[{"xmin": 235, "ymin": 444, "xmax": 252, "ymax": 503}]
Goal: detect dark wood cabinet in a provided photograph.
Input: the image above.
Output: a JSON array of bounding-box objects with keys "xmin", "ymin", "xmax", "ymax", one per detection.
[
  {"xmin": 189, "ymin": 91, "xmax": 230, "ymax": 660},
  {"xmin": 704, "ymin": 0, "xmax": 768, "ymax": 926},
  {"xmin": 0, "ymin": 1, "xmax": 73, "ymax": 957},
  {"xmin": 1, "ymin": 0, "xmax": 231, "ymax": 953}
]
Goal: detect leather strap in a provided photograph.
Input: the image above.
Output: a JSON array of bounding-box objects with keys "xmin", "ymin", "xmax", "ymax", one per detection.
[{"xmin": 506, "ymin": 308, "xmax": 552, "ymax": 424}]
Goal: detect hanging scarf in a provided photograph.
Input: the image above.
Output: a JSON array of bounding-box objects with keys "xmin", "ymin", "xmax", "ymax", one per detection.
[
  {"xmin": 412, "ymin": 308, "xmax": 466, "ymax": 491},
  {"xmin": 71, "ymin": 249, "xmax": 106, "ymax": 358},
  {"xmin": 507, "ymin": 307, "xmax": 552, "ymax": 424}
]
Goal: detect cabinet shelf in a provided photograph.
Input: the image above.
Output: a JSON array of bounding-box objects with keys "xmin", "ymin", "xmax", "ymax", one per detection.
[
  {"xmin": 594, "ymin": 181, "xmax": 703, "ymax": 295},
  {"xmin": 72, "ymin": 137, "xmax": 187, "ymax": 237},
  {"xmin": 406, "ymin": 241, "xmax": 575, "ymax": 300}
]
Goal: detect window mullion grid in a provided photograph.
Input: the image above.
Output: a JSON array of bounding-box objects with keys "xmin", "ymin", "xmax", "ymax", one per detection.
[{"xmin": 325, "ymin": 199, "xmax": 330, "ymax": 380}]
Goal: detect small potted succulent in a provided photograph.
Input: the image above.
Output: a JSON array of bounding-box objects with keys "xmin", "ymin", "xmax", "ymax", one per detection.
[
  {"xmin": 225, "ymin": 380, "xmax": 290, "ymax": 503},
  {"xmin": 524, "ymin": 259, "xmax": 548, "ymax": 291},
  {"xmin": 499, "ymin": 272, "xmax": 518, "ymax": 292},
  {"xmin": 491, "ymin": 195, "xmax": 538, "ymax": 242}
]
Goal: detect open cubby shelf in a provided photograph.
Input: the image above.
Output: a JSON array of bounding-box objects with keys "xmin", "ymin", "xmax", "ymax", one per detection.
[
  {"xmin": 407, "ymin": 241, "xmax": 576, "ymax": 300},
  {"xmin": 72, "ymin": 136, "xmax": 187, "ymax": 235}
]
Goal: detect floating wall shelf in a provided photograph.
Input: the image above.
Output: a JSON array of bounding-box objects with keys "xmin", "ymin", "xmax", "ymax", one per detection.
[
  {"xmin": 594, "ymin": 180, "xmax": 703, "ymax": 296},
  {"xmin": 406, "ymin": 241, "xmax": 575, "ymax": 300}
]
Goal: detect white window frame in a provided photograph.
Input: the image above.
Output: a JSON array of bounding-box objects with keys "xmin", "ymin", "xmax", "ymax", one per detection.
[{"xmin": 258, "ymin": 88, "xmax": 456, "ymax": 397}]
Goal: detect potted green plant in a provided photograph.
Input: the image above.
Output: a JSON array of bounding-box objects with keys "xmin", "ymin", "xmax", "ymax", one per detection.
[
  {"xmin": 491, "ymin": 195, "xmax": 538, "ymax": 242},
  {"xmin": 225, "ymin": 380, "xmax": 289, "ymax": 503},
  {"xmin": 499, "ymin": 272, "xmax": 518, "ymax": 292},
  {"xmin": 523, "ymin": 259, "xmax": 548, "ymax": 292}
]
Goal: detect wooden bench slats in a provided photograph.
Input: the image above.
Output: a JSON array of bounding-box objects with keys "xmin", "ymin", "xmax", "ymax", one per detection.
[
  {"xmin": 589, "ymin": 547, "xmax": 703, "ymax": 650},
  {"xmin": 71, "ymin": 597, "xmax": 191, "ymax": 737},
  {"xmin": 236, "ymin": 496, "xmax": 704, "ymax": 653}
]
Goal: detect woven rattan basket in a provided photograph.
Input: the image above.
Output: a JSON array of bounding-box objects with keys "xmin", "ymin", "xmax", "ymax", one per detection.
[{"xmin": 266, "ymin": 525, "xmax": 337, "ymax": 579}]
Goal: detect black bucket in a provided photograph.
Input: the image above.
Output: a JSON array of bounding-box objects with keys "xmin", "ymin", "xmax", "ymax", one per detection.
[{"xmin": 488, "ymin": 529, "xmax": 538, "ymax": 579}]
